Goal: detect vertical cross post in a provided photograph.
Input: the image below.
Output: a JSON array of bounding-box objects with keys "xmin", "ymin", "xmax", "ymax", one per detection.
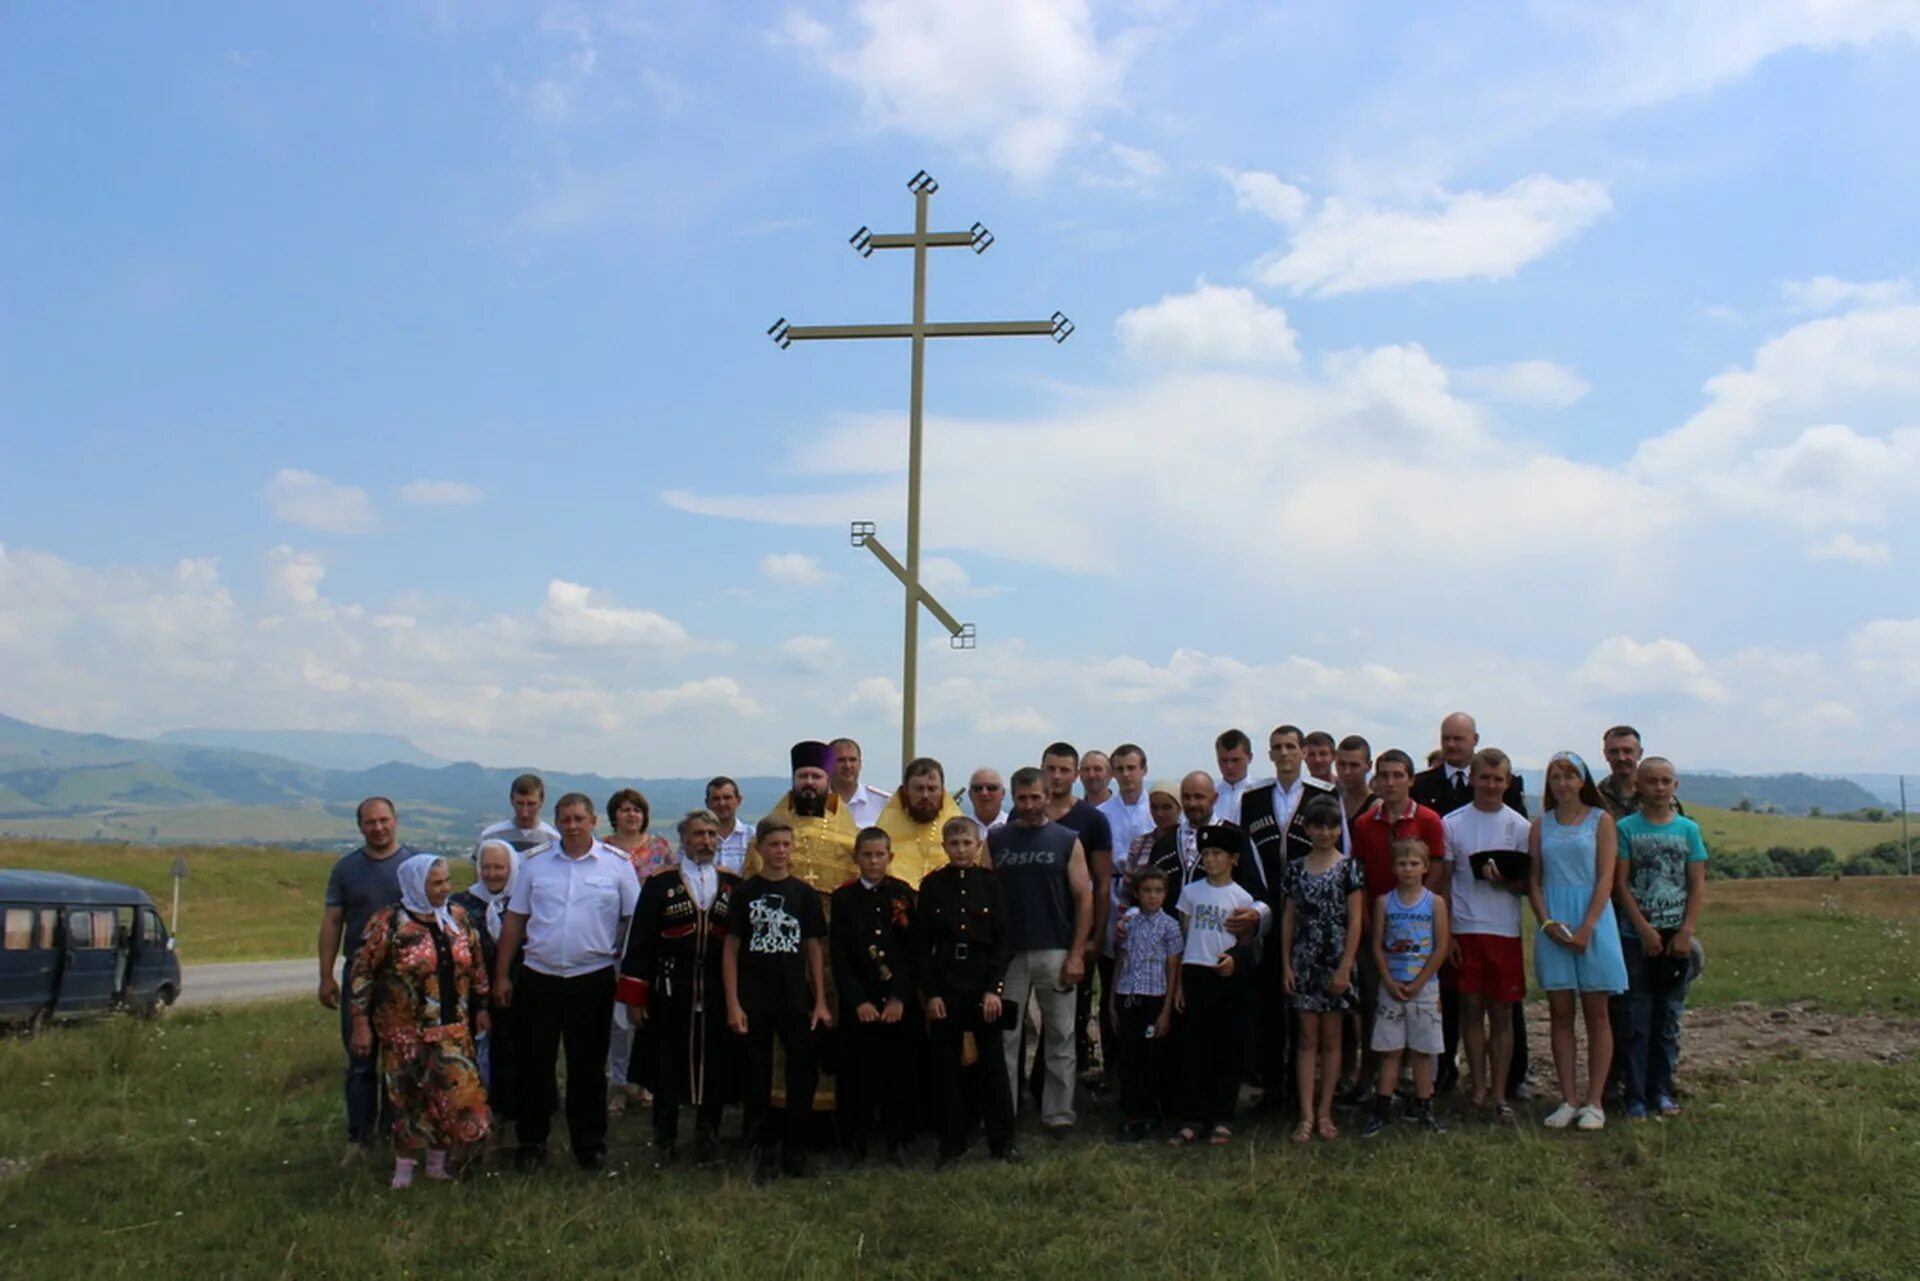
[{"xmin": 771, "ymin": 172, "xmax": 1070, "ymax": 766}]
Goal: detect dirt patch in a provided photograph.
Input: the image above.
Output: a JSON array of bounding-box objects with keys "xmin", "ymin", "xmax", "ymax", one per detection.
[{"xmin": 1519, "ymin": 999, "xmax": 1920, "ymax": 1089}]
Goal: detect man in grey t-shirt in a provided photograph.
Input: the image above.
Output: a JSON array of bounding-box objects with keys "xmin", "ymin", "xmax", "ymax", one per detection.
[{"xmin": 317, "ymin": 797, "xmax": 415, "ymax": 1153}]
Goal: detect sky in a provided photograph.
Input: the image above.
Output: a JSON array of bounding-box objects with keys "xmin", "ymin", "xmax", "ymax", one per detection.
[{"xmin": 4, "ymin": 1, "xmax": 1920, "ymax": 785}]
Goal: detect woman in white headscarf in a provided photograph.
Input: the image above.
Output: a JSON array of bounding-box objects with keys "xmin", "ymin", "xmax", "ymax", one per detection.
[
  {"xmin": 451, "ymin": 840, "xmax": 522, "ymax": 1122},
  {"xmin": 350, "ymin": 853, "xmax": 492, "ymax": 1188}
]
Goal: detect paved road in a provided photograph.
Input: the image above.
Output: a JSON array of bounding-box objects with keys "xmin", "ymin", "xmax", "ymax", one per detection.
[{"xmin": 177, "ymin": 959, "xmax": 318, "ymax": 1008}]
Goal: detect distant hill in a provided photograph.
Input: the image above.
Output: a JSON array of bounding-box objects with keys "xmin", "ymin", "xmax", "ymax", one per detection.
[
  {"xmin": 0, "ymin": 713, "xmax": 784, "ymax": 853},
  {"xmin": 1675, "ymin": 772, "xmax": 1884, "ymax": 815},
  {"xmin": 156, "ymin": 728, "xmax": 448, "ymax": 772}
]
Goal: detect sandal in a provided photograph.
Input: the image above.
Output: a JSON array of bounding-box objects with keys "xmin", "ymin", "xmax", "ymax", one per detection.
[
  {"xmin": 1208, "ymin": 1125, "xmax": 1232, "ymax": 1146},
  {"xmin": 1316, "ymin": 1117, "xmax": 1340, "ymax": 1141},
  {"xmin": 1494, "ymin": 1102, "xmax": 1517, "ymax": 1125},
  {"xmin": 1166, "ymin": 1127, "xmax": 1198, "ymax": 1148},
  {"xmin": 1291, "ymin": 1121, "xmax": 1314, "ymax": 1144}
]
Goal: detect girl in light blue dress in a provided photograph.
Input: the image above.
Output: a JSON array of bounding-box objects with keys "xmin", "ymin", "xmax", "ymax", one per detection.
[{"xmin": 1527, "ymin": 751, "xmax": 1627, "ymax": 1132}]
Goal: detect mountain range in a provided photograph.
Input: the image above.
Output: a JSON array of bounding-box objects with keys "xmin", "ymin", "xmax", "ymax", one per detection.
[
  {"xmin": 0, "ymin": 712, "xmax": 1903, "ymax": 854},
  {"xmin": 0, "ymin": 714, "xmax": 784, "ymax": 853}
]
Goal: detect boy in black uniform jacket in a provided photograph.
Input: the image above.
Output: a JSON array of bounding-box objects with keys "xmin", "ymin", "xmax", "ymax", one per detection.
[
  {"xmin": 831, "ymin": 827, "xmax": 918, "ymax": 1166},
  {"xmin": 917, "ymin": 816, "xmax": 1024, "ymax": 1170},
  {"xmin": 617, "ymin": 811, "xmax": 739, "ymax": 1168}
]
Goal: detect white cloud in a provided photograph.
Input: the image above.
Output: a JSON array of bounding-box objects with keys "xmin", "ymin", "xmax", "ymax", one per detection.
[
  {"xmin": 851, "ymin": 675, "xmax": 904, "ymax": 713},
  {"xmin": 1225, "ymin": 169, "xmax": 1308, "ymax": 228},
  {"xmin": 664, "ymin": 349, "xmax": 1658, "ymax": 583},
  {"xmin": 263, "ymin": 469, "xmax": 378, "ymax": 535},
  {"xmin": 1116, "ymin": 283, "xmax": 1301, "ymax": 368},
  {"xmin": 777, "ymin": 634, "xmax": 836, "ymax": 674},
  {"xmin": 266, "ymin": 546, "xmax": 327, "ymax": 607},
  {"xmin": 539, "ymin": 580, "xmax": 689, "ymax": 647},
  {"xmin": 1252, "ymin": 176, "xmax": 1612, "ymax": 297},
  {"xmin": 1805, "ymin": 532, "xmax": 1892, "ymax": 565},
  {"xmin": 1633, "ymin": 304, "xmax": 1920, "ymax": 527},
  {"xmin": 1457, "ymin": 360, "xmax": 1591, "ymax": 408},
  {"xmin": 780, "ymin": 0, "xmax": 1152, "ymax": 180},
  {"xmin": 1556, "ymin": 1, "xmax": 1920, "ymax": 118},
  {"xmin": 760, "ymin": 552, "xmax": 832, "ymax": 586},
  {"xmin": 1576, "ymin": 636, "xmax": 1730, "ymax": 704},
  {"xmin": 1850, "ymin": 618, "xmax": 1920, "ymax": 692},
  {"xmin": 399, "ymin": 479, "xmax": 483, "ymax": 508},
  {"xmin": 1782, "ymin": 275, "xmax": 1914, "ymax": 314}
]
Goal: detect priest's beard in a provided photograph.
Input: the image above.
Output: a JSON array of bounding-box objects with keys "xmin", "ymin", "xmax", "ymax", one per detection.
[
  {"xmin": 905, "ymin": 796, "xmax": 943, "ymax": 824},
  {"xmin": 790, "ymin": 786, "xmax": 827, "ymax": 818}
]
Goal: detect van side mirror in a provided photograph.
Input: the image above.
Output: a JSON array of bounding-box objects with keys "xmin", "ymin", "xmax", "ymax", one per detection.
[{"xmin": 166, "ymin": 936, "xmax": 176, "ymax": 953}]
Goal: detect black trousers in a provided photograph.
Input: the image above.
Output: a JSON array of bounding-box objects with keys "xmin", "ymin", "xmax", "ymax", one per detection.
[
  {"xmin": 741, "ymin": 1009, "xmax": 817, "ymax": 1156},
  {"xmin": 1180, "ymin": 966, "xmax": 1247, "ymax": 1130},
  {"xmin": 1113, "ymin": 993, "xmax": 1170, "ymax": 1125},
  {"xmin": 1253, "ymin": 948, "xmax": 1292, "ymax": 1103},
  {"xmin": 514, "ymin": 965, "xmax": 616, "ymax": 1157},
  {"xmin": 930, "ymin": 994, "xmax": 1014, "ymax": 1158},
  {"xmin": 837, "ymin": 1011, "xmax": 917, "ymax": 1151},
  {"xmin": 648, "ymin": 997, "xmax": 732, "ymax": 1148}
]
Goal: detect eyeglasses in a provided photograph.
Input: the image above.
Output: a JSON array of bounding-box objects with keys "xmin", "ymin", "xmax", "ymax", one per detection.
[{"xmin": 969, "ymin": 783, "xmax": 1003, "ymax": 792}]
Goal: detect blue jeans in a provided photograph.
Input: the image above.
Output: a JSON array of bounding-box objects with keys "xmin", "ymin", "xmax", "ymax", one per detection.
[
  {"xmin": 339, "ymin": 968, "xmax": 384, "ymax": 1143},
  {"xmin": 1619, "ymin": 942, "xmax": 1691, "ymax": 1108}
]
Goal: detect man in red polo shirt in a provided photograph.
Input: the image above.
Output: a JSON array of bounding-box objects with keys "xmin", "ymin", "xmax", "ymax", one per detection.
[{"xmin": 1349, "ymin": 749, "xmax": 1446, "ymax": 901}]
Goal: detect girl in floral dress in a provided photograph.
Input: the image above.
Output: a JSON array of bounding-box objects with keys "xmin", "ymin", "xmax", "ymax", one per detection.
[
  {"xmin": 350, "ymin": 854, "xmax": 491, "ymax": 1188},
  {"xmin": 1280, "ymin": 798, "xmax": 1367, "ymax": 1142}
]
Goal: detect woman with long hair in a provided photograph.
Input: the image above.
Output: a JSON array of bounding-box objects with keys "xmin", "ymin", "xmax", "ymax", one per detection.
[{"xmin": 1527, "ymin": 752, "xmax": 1628, "ymax": 1131}]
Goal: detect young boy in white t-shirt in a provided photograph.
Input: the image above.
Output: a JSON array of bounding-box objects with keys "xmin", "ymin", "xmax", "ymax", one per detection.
[{"xmin": 1168, "ymin": 824, "xmax": 1257, "ymax": 1147}]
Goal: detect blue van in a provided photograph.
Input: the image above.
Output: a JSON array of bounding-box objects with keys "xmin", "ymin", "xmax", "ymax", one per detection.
[{"xmin": 0, "ymin": 871, "xmax": 183, "ymax": 1031}]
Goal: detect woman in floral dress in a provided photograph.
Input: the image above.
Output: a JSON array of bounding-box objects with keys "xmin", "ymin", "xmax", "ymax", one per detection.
[{"xmin": 350, "ymin": 854, "xmax": 491, "ymax": 1188}]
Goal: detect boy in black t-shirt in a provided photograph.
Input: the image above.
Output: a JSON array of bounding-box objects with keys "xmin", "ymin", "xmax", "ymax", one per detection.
[{"xmin": 725, "ymin": 816, "xmax": 832, "ymax": 1180}]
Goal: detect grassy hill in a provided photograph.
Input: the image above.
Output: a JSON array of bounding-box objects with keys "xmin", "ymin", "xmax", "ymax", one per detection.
[{"xmin": 1689, "ymin": 803, "xmax": 1907, "ymax": 859}]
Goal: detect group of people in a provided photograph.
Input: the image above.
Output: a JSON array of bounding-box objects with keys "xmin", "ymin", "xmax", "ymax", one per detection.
[{"xmin": 317, "ymin": 716, "xmax": 1707, "ymax": 1187}]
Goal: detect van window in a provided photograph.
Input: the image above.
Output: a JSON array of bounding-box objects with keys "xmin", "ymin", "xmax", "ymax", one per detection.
[
  {"xmin": 93, "ymin": 912, "xmax": 117, "ymax": 949},
  {"xmin": 3, "ymin": 908, "xmax": 31, "ymax": 950},
  {"xmin": 36, "ymin": 910, "xmax": 56, "ymax": 949},
  {"xmin": 140, "ymin": 907, "xmax": 167, "ymax": 944},
  {"xmin": 67, "ymin": 910, "xmax": 95, "ymax": 949}
]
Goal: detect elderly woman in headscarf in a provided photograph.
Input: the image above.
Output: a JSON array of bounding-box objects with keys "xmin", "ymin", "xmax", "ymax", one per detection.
[
  {"xmin": 350, "ymin": 853, "xmax": 492, "ymax": 1188},
  {"xmin": 451, "ymin": 840, "xmax": 522, "ymax": 1125}
]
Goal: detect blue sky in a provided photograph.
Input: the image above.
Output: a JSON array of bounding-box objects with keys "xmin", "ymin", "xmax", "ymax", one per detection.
[{"xmin": 4, "ymin": 1, "xmax": 1920, "ymax": 783}]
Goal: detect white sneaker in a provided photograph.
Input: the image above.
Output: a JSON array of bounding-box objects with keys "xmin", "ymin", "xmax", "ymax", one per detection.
[
  {"xmin": 1576, "ymin": 1105, "xmax": 1607, "ymax": 1131},
  {"xmin": 1543, "ymin": 1102, "xmax": 1580, "ymax": 1129}
]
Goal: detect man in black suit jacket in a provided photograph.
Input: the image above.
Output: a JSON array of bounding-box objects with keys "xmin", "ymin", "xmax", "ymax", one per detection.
[
  {"xmin": 1412, "ymin": 712, "xmax": 1528, "ymax": 819},
  {"xmin": 1410, "ymin": 711, "xmax": 1529, "ymax": 1097}
]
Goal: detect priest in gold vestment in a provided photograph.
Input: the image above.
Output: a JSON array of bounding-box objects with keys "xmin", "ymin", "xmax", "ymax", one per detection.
[{"xmin": 874, "ymin": 757, "xmax": 964, "ymax": 887}]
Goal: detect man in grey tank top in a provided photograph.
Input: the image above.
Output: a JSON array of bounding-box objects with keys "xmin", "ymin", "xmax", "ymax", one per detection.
[{"xmin": 988, "ymin": 766, "xmax": 1093, "ymax": 1135}]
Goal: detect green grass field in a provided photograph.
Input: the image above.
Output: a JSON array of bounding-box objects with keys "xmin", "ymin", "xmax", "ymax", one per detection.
[{"xmin": 2, "ymin": 859, "xmax": 1917, "ymax": 1278}]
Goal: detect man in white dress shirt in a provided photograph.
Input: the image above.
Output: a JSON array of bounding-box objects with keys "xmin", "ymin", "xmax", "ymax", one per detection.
[
  {"xmin": 706, "ymin": 776, "xmax": 752, "ymax": 875},
  {"xmin": 493, "ymin": 792, "xmax": 640, "ymax": 1172},
  {"xmin": 831, "ymin": 737, "xmax": 892, "ymax": 829},
  {"xmin": 1213, "ymin": 728, "xmax": 1253, "ymax": 823}
]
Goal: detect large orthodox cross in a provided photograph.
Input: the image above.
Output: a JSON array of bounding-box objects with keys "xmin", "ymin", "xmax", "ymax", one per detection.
[{"xmin": 770, "ymin": 170, "xmax": 1070, "ymax": 765}]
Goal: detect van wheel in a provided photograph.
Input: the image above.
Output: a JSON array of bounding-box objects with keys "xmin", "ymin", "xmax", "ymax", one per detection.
[{"xmin": 140, "ymin": 988, "xmax": 175, "ymax": 1020}]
